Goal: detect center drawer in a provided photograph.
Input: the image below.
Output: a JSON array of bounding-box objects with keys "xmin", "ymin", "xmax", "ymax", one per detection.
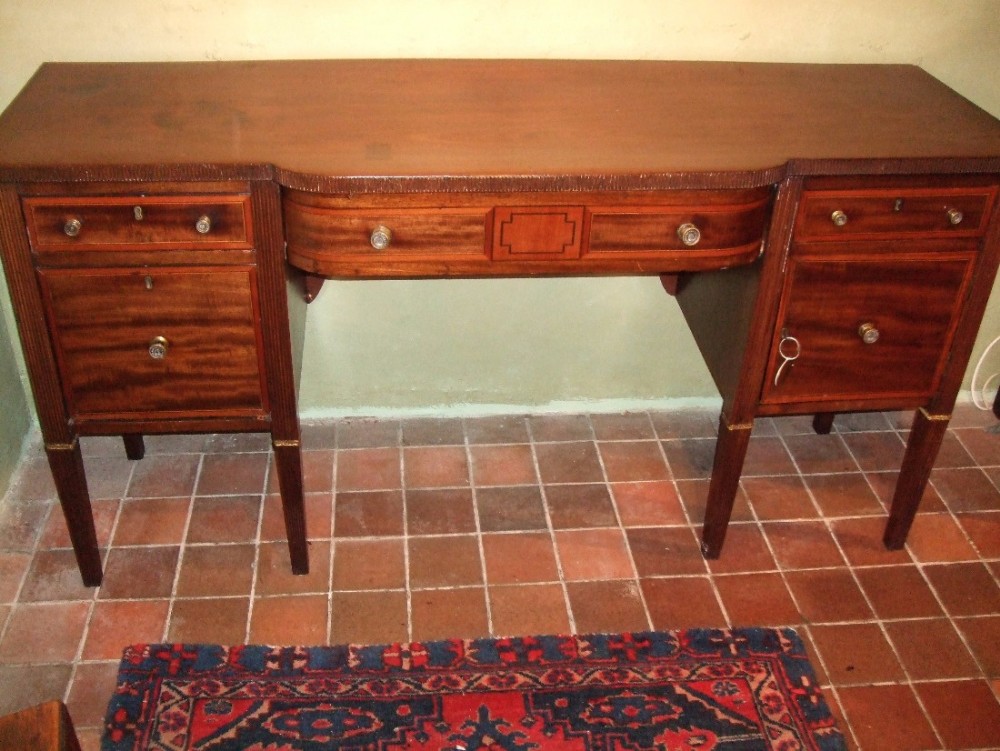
[
  {"xmin": 38, "ymin": 266, "xmax": 267, "ymax": 421},
  {"xmin": 283, "ymin": 187, "xmax": 772, "ymax": 277}
]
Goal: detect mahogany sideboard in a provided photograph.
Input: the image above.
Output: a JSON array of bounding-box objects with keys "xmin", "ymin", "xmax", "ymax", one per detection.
[{"xmin": 1, "ymin": 60, "xmax": 1000, "ymax": 586}]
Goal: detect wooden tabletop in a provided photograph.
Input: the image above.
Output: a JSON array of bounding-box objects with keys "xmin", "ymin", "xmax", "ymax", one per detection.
[{"xmin": 1, "ymin": 59, "xmax": 999, "ymax": 191}]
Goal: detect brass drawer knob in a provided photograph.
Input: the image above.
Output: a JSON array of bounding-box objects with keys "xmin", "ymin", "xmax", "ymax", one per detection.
[
  {"xmin": 858, "ymin": 322, "xmax": 880, "ymax": 344},
  {"xmin": 946, "ymin": 208, "xmax": 964, "ymax": 225},
  {"xmin": 195, "ymin": 215, "xmax": 212, "ymax": 234},
  {"xmin": 148, "ymin": 336, "xmax": 169, "ymax": 360},
  {"xmin": 831, "ymin": 210, "xmax": 848, "ymax": 227},
  {"xmin": 676, "ymin": 222, "xmax": 701, "ymax": 247},
  {"xmin": 63, "ymin": 218, "xmax": 82, "ymax": 237},
  {"xmin": 370, "ymin": 224, "xmax": 393, "ymax": 250}
]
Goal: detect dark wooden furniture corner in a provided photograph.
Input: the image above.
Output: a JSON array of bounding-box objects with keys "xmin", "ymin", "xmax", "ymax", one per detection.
[
  {"xmin": 1, "ymin": 60, "xmax": 999, "ymax": 585},
  {"xmin": 0, "ymin": 701, "xmax": 82, "ymax": 751}
]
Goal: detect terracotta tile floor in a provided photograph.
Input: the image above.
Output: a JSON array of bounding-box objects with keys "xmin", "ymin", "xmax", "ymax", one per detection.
[{"xmin": 1, "ymin": 406, "xmax": 1000, "ymax": 750}]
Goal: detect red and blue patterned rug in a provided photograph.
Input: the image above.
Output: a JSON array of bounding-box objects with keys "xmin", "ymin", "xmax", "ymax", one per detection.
[{"xmin": 102, "ymin": 628, "xmax": 846, "ymax": 750}]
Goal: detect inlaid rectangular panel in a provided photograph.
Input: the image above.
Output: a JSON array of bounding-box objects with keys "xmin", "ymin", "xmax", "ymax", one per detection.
[{"xmin": 491, "ymin": 207, "xmax": 585, "ymax": 261}]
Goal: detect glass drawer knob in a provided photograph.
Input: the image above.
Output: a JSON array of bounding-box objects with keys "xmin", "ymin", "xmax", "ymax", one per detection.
[
  {"xmin": 831, "ymin": 210, "xmax": 848, "ymax": 227},
  {"xmin": 370, "ymin": 225, "xmax": 393, "ymax": 250},
  {"xmin": 195, "ymin": 215, "xmax": 212, "ymax": 234},
  {"xmin": 63, "ymin": 218, "xmax": 82, "ymax": 237},
  {"xmin": 148, "ymin": 336, "xmax": 169, "ymax": 360},
  {"xmin": 676, "ymin": 222, "xmax": 701, "ymax": 247},
  {"xmin": 858, "ymin": 322, "xmax": 880, "ymax": 344}
]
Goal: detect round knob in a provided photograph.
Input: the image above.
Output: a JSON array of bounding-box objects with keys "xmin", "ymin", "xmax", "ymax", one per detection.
[
  {"xmin": 947, "ymin": 208, "xmax": 964, "ymax": 225},
  {"xmin": 676, "ymin": 222, "xmax": 701, "ymax": 247},
  {"xmin": 370, "ymin": 225, "xmax": 393, "ymax": 250},
  {"xmin": 148, "ymin": 336, "xmax": 169, "ymax": 360},
  {"xmin": 195, "ymin": 215, "xmax": 212, "ymax": 234},
  {"xmin": 858, "ymin": 322, "xmax": 880, "ymax": 345},
  {"xmin": 63, "ymin": 218, "xmax": 82, "ymax": 237},
  {"xmin": 831, "ymin": 210, "xmax": 848, "ymax": 227}
]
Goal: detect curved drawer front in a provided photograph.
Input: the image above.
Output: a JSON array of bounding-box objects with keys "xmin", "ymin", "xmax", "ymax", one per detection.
[
  {"xmin": 284, "ymin": 188, "xmax": 771, "ymax": 277},
  {"xmin": 38, "ymin": 266, "xmax": 267, "ymax": 421},
  {"xmin": 284, "ymin": 200, "xmax": 491, "ymax": 272},
  {"xmin": 796, "ymin": 186, "xmax": 996, "ymax": 241},
  {"xmin": 586, "ymin": 196, "xmax": 770, "ymax": 262},
  {"xmin": 25, "ymin": 194, "xmax": 252, "ymax": 251}
]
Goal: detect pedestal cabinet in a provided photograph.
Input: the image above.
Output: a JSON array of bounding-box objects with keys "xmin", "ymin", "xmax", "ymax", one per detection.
[
  {"xmin": 0, "ymin": 180, "xmax": 307, "ymax": 586},
  {"xmin": 2, "ymin": 60, "xmax": 999, "ymax": 584}
]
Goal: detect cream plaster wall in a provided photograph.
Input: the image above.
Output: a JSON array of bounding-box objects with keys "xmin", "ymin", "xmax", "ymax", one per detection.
[{"xmin": 0, "ymin": 0, "xmax": 999, "ymax": 453}]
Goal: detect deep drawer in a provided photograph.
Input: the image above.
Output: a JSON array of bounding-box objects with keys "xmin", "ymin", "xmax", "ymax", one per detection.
[
  {"xmin": 38, "ymin": 266, "xmax": 267, "ymax": 421},
  {"xmin": 761, "ymin": 256, "xmax": 974, "ymax": 406},
  {"xmin": 25, "ymin": 194, "xmax": 253, "ymax": 251},
  {"xmin": 795, "ymin": 186, "xmax": 995, "ymax": 241}
]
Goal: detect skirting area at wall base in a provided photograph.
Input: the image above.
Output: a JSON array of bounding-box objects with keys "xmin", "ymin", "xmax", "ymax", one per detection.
[
  {"xmin": 0, "ymin": 424, "xmax": 40, "ymax": 501},
  {"xmin": 299, "ymin": 396, "xmax": 725, "ymax": 422},
  {"xmin": 298, "ymin": 390, "xmax": 997, "ymax": 422}
]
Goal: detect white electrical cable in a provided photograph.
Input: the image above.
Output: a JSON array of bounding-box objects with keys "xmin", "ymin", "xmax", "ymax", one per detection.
[{"xmin": 970, "ymin": 333, "xmax": 1000, "ymax": 410}]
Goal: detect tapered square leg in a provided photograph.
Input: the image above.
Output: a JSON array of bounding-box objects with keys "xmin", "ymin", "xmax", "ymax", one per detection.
[
  {"xmin": 812, "ymin": 412, "xmax": 835, "ymax": 435},
  {"xmin": 122, "ymin": 433, "xmax": 145, "ymax": 460},
  {"xmin": 272, "ymin": 440, "xmax": 309, "ymax": 574},
  {"xmin": 884, "ymin": 409, "xmax": 950, "ymax": 549},
  {"xmin": 45, "ymin": 441, "xmax": 102, "ymax": 587},
  {"xmin": 701, "ymin": 418, "xmax": 753, "ymax": 558}
]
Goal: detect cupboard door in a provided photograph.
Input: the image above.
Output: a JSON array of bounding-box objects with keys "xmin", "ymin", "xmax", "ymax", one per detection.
[
  {"xmin": 39, "ymin": 266, "xmax": 267, "ymax": 421},
  {"xmin": 762, "ymin": 257, "xmax": 973, "ymax": 406}
]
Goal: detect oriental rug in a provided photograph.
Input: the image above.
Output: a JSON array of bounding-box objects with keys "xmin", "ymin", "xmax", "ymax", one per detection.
[{"xmin": 102, "ymin": 628, "xmax": 846, "ymax": 750}]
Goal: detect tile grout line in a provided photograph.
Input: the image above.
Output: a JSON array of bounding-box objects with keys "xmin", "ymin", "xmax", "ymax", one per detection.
[
  {"xmin": 596, "ymin": 412, "xmax": 659, "ymax": 632},
  {"xmin": 327, "ymin": 437, "xmax": 338, "ymax": 645},
  {"xmin": 397, "ymin": 425, "xmax": 413, "ymax": 643},
  {"xmin": 461, "ymin": 417, "xmax": 494, "ymax": 637},
  {"xmin": 162, "ymin": 453, "xmax": 205, "ymax": 644},
  {"xmin": 526, "ymin": 416, "xmax": 577, "ymax": 635},
  {"xmin": 243, "ymin": 450, "xmax": 269, "ymax": 645}
]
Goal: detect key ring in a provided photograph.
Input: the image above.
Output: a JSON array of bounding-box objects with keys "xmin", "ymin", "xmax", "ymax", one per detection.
[{"xmin": 774, "ymin": 329, "xmax": 801, "ymax": 386}]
